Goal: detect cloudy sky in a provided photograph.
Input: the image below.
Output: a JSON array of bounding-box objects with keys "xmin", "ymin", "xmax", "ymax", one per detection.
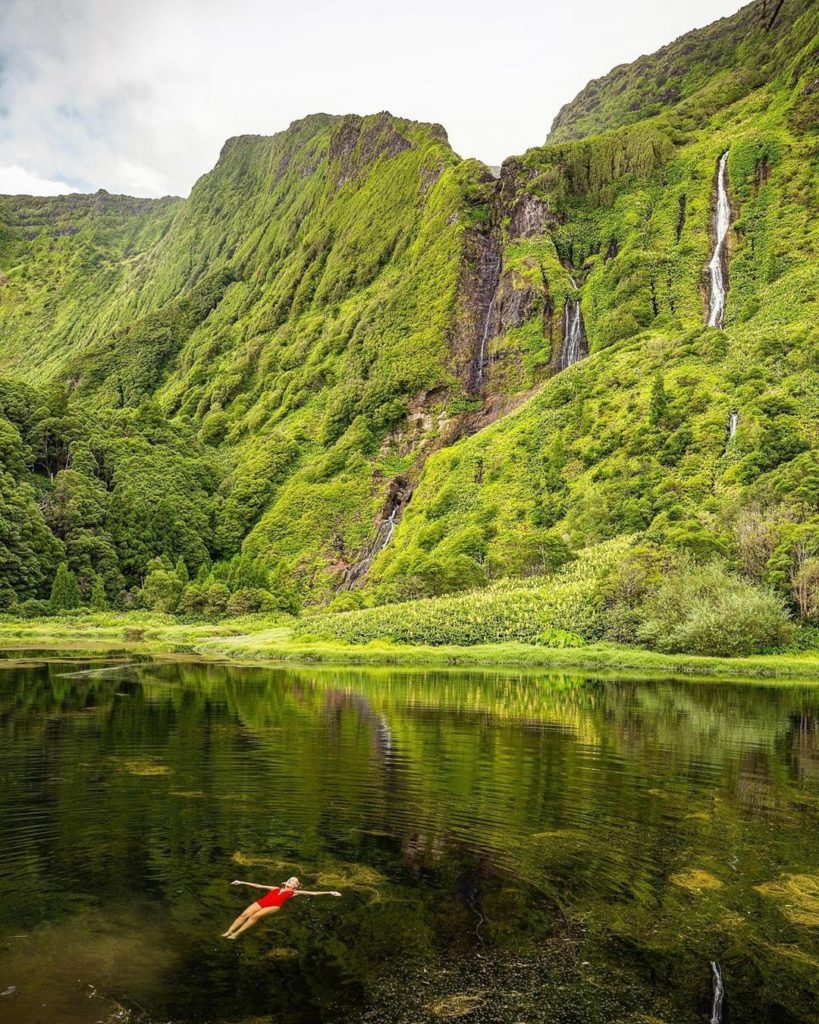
[{"xmin": 0, "ymin": 0, "xmax": 745, "ymax": 198}]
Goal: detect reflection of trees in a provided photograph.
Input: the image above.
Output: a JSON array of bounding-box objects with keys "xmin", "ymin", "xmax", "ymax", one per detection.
[{"xmin": 784, "ymin": 710, "xmax": 819, "ymax": 787}]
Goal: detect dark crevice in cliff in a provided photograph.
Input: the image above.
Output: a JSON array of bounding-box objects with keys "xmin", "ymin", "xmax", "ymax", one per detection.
[{"xmin": 676, "ymin": 194, "xmax": 687, "ymax": 241}]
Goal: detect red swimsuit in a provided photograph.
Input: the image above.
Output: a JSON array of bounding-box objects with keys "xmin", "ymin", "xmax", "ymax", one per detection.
[{"xmin": 256, "ymin": 886, "xmax": 296, "ymax": 909}]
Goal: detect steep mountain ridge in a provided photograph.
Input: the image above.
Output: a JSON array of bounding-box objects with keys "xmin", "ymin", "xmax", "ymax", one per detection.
[
  {"xmin": 0, "ymin": 111, "xmax": 501, "ymax": 602},
  {"xmin": 549, "ymin": 0, "xmax": 817, "ymax": 142},
  {"xmin": 0, "ymin": 0, "xmax": 816, "ymax": 614}
]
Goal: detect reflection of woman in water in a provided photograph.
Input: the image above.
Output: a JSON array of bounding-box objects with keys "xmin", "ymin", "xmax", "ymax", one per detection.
[{"xmin": 222, "ymin": 876, "xmax": 341, "ymax": 939}]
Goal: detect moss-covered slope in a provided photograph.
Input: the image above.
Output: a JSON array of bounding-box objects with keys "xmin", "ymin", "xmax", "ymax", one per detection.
[
  {"xmin": 362, "ymin": 0, "xmax": 819, "ymax": 600},
  {"xmin": 0, "ymin": 113, "xmax": 497, "ymax": 602},
  {"xmin": 548, "ymin": 0, "xmax": 818, "ymax": 142},
  {"xmin": 0, "ymin": 0, "xmax": 816, "ymax": 617}
]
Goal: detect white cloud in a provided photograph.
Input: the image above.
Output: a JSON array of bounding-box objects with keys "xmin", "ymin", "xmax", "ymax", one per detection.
[
  {"xmin": 0, "ymin": 163, "xmax": 77, "ymax": 195},
  {"xmin": 0, "ymin": 0, "xmax": 747, "ymax": 198}
]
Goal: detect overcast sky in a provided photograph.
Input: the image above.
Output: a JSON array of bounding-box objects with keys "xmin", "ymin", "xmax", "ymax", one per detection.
[{"xmin": 0, "ymin": 0, "xmax": 746, "ymax": 198}]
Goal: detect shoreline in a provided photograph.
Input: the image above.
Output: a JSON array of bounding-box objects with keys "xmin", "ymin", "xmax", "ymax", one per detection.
[{"xmin": 0, "ymin": 615, "xmax": 818, "ymax": 683}]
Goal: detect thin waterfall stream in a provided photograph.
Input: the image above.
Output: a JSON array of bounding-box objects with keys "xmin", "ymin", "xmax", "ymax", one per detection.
[
  {"xmin": 560, "ymin": 297, "xmax": 587, "ymax": 370},
  {"xmin": 340, "ymin": 480, "xmax": 411, "ymax": 589},
  {"xmin": 475, "ymin": 252, "xmax": 501, "ymax": 387},
  {"xmin": 709, "ymin": 961, "xmax": 725, "ymax": 1024},
  {"xmin": 707, "ymin": 150, "xmax": 731, "ymax": 328},
  {"xmin": 557, "ymin": 265, "xmax": 588, "ymax": 370},
  {"xmin": 342, "ymin": 505, "xmax": 399, "ymax": 589},
  {"xmin": 728, "ymin": 410, "xmax": 739, "ymax": 439}
]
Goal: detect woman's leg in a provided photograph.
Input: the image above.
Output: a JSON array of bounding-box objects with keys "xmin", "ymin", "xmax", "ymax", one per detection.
[
  {"xmin": 226, "ymin": 906, "xmax": 278, "ymax": 940},
  {"xmin": 222, "ymin": 902, "xmax": 262, "ymax": 938}
]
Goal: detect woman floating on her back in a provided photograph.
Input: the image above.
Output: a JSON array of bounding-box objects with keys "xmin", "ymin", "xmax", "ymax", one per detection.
[{"xmin": 222, "ymin": 876, "xmax": 341, "ymax": 939}]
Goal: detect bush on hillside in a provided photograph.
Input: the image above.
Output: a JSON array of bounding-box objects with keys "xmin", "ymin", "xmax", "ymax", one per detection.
[
  {"xmin": 226, "ymin": 587, "xmax": 278, "ymax": 616},
  {"xmin": 599, "ymin": 542, "xmax": 680, "ymax": 643},
  {"xmin": 636, "ymin": 561, "xmax": 794, "ymax": 657},
  {"xmin": 20, "ymin": 599, "xmax": 50, "ymax": 619}
]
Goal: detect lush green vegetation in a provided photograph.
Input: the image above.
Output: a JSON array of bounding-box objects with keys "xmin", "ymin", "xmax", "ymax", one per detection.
[
  {"xmin": 297, "ymin": 537, "xmax": 627, "ymax": 646},
  {"xmin": 0, "ymin": 0, "xmax": 817, "ymax": 663},
  {"xmin": 548, "ymin": 0, "xmax": 817, "ymax": 143}
]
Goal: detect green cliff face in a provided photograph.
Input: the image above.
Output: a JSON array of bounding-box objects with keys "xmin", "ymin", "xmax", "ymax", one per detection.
[
  {"xmin": 369, "ymin": 0, "xmax": 819, "ymax": 601},
  {"xmin": 0, "ymin": 0, "xmax": 816, "ymax": 616}
]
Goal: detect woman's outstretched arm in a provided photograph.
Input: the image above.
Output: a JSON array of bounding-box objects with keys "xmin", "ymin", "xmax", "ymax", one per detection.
[
  {"xmin": 293, "ymin": 889, "xmax": 342, "ymax": 897},
  {"xmin": 230, "ymin": 880, "xmax": 278, "ymax": 890}
]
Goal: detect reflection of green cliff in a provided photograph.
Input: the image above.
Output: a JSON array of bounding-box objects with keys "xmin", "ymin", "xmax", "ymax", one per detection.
[{"xmin": 1, "ymin": 660, "xmax": 819, "ymax": 1021}]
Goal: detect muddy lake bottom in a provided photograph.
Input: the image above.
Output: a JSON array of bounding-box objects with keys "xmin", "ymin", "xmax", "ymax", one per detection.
[{"xmin": 1, "ymin": 654, "xmax": 818, "ymax": 1023}]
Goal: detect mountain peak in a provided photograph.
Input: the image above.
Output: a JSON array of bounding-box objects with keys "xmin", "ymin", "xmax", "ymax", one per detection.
[{"xmin": 548, "ymin": 0, "xmax": 817, "ymax": 142}]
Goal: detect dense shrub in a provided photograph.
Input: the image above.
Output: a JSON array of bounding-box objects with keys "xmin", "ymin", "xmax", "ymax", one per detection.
[
  {"xmin": 637, "ymin": 561, "xmax": 794, "ymax": 656},
  {"xmin": 20, "ymin": 599, "xmax": 50, "ymax": 618},
  {"xmin": 226, "ymin": 587, "xmax": 278, "ymax": 616}
]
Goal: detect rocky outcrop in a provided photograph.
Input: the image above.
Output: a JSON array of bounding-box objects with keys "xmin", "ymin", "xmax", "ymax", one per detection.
[
  {"xmin": 508, "ymin": 194, "xmax": 557, "ymax": 238},
  {"xmin": 489, "ymin": 272, "xmax": 535, "ymax": 334},
  {"xmin": 445, "ymin": 166, "xmax": 503, "ymax": 390},
  {"xmin": 329, "ymin": 112, "xmax": 414, "ymax": 189}
]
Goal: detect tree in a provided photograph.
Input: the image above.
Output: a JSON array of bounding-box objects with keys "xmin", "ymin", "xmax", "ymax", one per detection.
[
  {"xmin": 90, "ymin": 575, "xmax": 109, "ymax": 612},
  {"xmin": 140, "ymin": 556, "xmax": 183, "ymax": 613},
  {"xmin": 792, "ymin": 555, "xmax": 819, "ymax": 623},
  {"xmin": 49, "ymin": 563, "xmax": 82, "ymax": 613}
]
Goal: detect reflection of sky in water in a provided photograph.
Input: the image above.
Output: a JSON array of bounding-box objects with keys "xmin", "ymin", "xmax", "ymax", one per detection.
[{"xmin": 1, "ymin": 659, "xmax": 818, "ymax": 1023}]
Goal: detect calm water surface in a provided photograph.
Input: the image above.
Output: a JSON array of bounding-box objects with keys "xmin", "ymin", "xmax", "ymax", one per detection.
[{"xmin": 1, "ymin": 656, "xmax": 818, "ymax": 1023}]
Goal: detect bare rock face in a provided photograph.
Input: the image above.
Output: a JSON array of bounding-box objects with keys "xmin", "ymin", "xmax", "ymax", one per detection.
[
  {"xmin": 508, "ymin": 194, "xmax": 556, "ymax": 239},
  {"xmin": 329, "ymin": 113, "xmax": 413, "ymax": 189},
  {"xmin": 449, "ymin": 219, "xmax": 502, "ymax": 391},
  {"xmin": 491, "ymin": 272, "xmax": 535, "ymax": 334}
]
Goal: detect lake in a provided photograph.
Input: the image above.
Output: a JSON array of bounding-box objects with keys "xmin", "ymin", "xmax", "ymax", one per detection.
[{"xmin": 1, "ymin": 655, "xmax": 818, "ymax": 1023}]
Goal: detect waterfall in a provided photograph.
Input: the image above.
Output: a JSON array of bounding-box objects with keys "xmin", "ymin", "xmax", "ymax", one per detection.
[
  {"xmin": 707, "ymin": 151, "xmax": 731, "ymax": 329},
  {"xmin": 341, "ymin": 484, "xmax": 409, "ymax": 589},
  {"xmin": 709, "ymin": 962, "xmax": 724, "ymax": 1024},
  {"xmin": 372, "ymin": 505, "xmax": 398, "ymax": 554},
  {"xmin": 476, "ymin": 253, "xmax": 501, "ymax": 386},
  {"xmin": 728, "ymin": 410, "xmax": 739, "ymax": 439},
  {"xmin": 560, "ymin": 298, "xmax": 586, "ymax": 370}
]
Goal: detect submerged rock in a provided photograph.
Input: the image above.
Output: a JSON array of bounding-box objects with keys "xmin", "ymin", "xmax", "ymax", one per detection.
[
  {"xmin": 429, "ymin": 991, "xmax": 485, "ymax": 1018},
  {"xmin": 669, "ymin": 868, "xmax": 723, "ymax": 893},
  {"xmin": 755, "ymin": 873, "xmax": 819, "ymax": 928},
  {"xmin": 264, "ymin": 946, "xmax": 300, "ymax": 961},
  {"xmin": 231, "ymin": 851, "xmax": 304, "ymax": 873},
  {"xmin": 316, "ymin": 862, "xmax": 387, "ymax": 888}
]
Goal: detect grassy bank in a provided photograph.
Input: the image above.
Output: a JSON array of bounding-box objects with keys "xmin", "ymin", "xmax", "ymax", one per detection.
[
  {"xmin": 196, "ymin": 630, "xmax": 819, "ymax": 680},
  {"xmin": 0, "ymin": 612, "xmax": 818, "ymax": 681}
]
